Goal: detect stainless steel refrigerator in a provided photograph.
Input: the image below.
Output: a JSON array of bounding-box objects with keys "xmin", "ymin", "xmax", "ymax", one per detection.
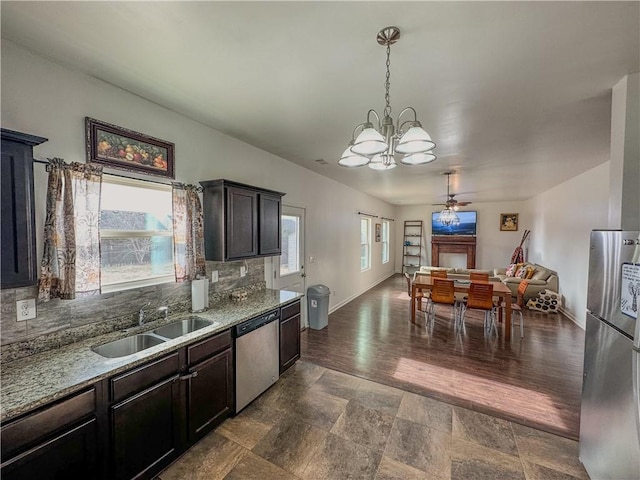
[{"xmin": 581, "ymin": 230, "xmax": 640, "ymax": 480}]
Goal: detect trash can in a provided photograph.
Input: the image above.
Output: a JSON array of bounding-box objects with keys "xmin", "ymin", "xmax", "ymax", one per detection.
[{"xmin": 307, "ymin": 284, "xmax": 330, "ymax": 330}]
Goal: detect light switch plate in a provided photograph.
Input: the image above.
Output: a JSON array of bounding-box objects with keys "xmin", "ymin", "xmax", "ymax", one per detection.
[
  {"xmin": 211, "ymin": 271, "xmax": 219, "ymax": 283},
  {"xmin": 16, "ymin": 299, "xmax": 36, "ymax": 321}
]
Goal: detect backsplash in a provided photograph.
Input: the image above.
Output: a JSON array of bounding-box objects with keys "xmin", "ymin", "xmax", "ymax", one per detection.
[{"xmin": 0, "ymin": 258, "xmax": 265, "ymax": 355}]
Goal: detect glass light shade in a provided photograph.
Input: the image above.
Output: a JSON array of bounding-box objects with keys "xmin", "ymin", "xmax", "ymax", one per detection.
[
  {"xmin": 400, "ymin": 152, "xmax": 437, "ymax": 165},
  {"xmin": 368, "ymin": 154, "xmax": 397, "ymax": 170},
  {"xmin": 395, "ymin": 126, "xmax": 436, "ymax": 154},
  {"xmin": 338, "ymin": 146, "xmax": 370, "ymax": 167},
  {"xmin": 351, "ymin": 127, "xmax": 388, "ymax": 156},
  {"xmin": 438, "ymin": 208, "xmax": 460, "ymax": 226}
]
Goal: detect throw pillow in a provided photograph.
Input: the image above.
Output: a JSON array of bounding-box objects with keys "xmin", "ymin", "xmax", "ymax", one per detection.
[
  {"xmin": 525, "ymin": 267, "xmax": 536, "ymax": 279},
  {"xmin": 515, "ymin": 266, "xmax": 528, "ymax": 278},
  {"xmin": 505, "ymin": 264, "xmax": 517, "ymax": 277}
]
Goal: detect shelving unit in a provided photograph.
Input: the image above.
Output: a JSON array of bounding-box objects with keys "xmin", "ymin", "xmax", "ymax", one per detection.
[{"xmin": 402, "ymin": 220, "xmax": 423, "ymax": 275}]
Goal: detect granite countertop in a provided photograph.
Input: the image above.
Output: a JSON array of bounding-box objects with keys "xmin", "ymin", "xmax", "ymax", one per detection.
[{"xmin": 1, "ymin": 289, "xmax": 303, "ymax": 422}]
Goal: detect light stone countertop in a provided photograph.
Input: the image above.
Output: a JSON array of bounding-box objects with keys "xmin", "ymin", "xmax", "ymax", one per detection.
[{"xmin": 1, "ymin": 289, "xmax": 303, "ymax": 422}]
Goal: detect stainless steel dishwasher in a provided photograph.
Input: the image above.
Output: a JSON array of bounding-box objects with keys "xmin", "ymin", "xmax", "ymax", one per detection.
[{"xmin": 234, "ymin": 309, "xmax": 280, "ymax": 412}]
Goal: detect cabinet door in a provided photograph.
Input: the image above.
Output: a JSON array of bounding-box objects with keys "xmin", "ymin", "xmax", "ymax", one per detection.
[
  {"xmin": 188, "ymin": 348, "xmax": 233, "ymax": 441},
  {"xmin": 226, "ymin": 186, "xmax": 258, "ymax": 259},
  {"xmin": 1, "ymin": 418, "xmax": 98, "ymax": 480},
  {"xmin": 111, "ymin": 376, "xmax": 180, "ymax": 480},
  {"xmin": 1, "ymin": 140, "xmax": 37, "ymax": 289},
  {"xmin": 280, "ymin": 313, "xmax": 301, "ymax": 374},
  {"xmin": 259, "ymin": 193, "xmax": 282, "ymax": 256}
]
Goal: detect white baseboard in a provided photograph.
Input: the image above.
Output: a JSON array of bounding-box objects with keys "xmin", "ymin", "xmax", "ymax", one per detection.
[
  {"xmin": 559, "ymin": 307, "xmax": 585, "ymax": 329},
  {"xmin": 328, "ymin": 272, "xmax": 397, "ymax": 314}
]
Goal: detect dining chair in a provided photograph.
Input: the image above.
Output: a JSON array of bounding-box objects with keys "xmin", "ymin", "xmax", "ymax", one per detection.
[
  {"xmin": 430, "ymin": 270, "xmax": 448, "ymax": 279},
  {"xmin": 425, "ymin": 278, "xmax": 457, "ymax": 329},
  {"xmin": 459, "ymin": 282, "xmax": 498, "ymax": 336},
  {"xmin": 469, "ymin": 272, "xmax": 489, "ymax": 282},
  {"xmin": 496, "ymin": 279, "xmax": 528, "ymax": 337},
  {"xmin": 405, "ymin": 272, "xmax": 426, "ymax": 311}
]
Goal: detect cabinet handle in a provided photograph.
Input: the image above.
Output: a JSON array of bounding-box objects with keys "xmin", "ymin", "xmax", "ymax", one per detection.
[{"xmin": 177, "ymin": 371, "xmax": 199, "ymax": 381}]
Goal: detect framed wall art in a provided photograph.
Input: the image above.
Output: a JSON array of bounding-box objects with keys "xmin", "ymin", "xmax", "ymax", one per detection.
[
  {"xmin": 85, "ymin": 117, "xmax": 175, "ymax": 178},
  {"xmin": 375, "ymin": 223, "xmax": 381, "ymax": 242},
  {"xmin": 500, "ymin": 213, "xmax": 519, "ymax": 231}
]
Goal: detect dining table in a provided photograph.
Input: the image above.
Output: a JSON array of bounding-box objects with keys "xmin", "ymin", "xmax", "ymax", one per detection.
[{"xmin": 411, "ymin": 275, "xmax": 514, "ymax": 341}]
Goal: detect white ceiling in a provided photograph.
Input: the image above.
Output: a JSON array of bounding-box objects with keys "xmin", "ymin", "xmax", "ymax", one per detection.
[{"xmin": 2, "ymin": 2, "xmax": 638, "ymax": 205}]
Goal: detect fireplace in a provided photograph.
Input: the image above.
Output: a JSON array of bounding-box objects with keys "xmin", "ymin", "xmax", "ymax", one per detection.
[{"xmin": 431, "ymin": 236, "xmax": 476, "ymax": 269}]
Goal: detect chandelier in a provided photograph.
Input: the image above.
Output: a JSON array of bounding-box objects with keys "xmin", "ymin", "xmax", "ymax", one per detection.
[{"xmin": 339, "ymin": 26, "xmax": 436, "ymax": 170}]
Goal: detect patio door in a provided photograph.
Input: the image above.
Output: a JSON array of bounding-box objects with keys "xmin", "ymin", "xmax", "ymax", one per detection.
[{"xmin": 272, "ymin": 206, "xmax": 306, "ymax": 327}]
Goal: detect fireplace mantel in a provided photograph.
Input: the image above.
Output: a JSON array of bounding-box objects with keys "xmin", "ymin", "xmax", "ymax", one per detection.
[{"xmin": 431, "ymin": 235, "xmax": 477, "ymax": 269}]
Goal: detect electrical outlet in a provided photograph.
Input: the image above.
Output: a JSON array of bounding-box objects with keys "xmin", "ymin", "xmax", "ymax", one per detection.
[
  {"xmin": 16, "ymin": 299, "xmax": 36, "ymax": 321},
  {"xmin": 211, "ymin": 270, "xmax": 219, "ymax": 283},
  {"xmin": 240, "ymin": 266, "xmax": 247, "ymax": 277},
  {"xmin": 309, "ymin": 256, "xmax": 315, "ymax": 264}
]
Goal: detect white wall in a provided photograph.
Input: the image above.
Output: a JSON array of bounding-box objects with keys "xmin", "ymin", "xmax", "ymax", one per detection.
[
  {"xmin": 525, "ymin": 162, "xmax": 610, "ymax": 327},
  {"xmin": 395, "ymin": 201, "xmax": 528, "ymax": 272},
  {"xmin": 1, "ymin": 41, "xmax": 396, "ymax": 313}
]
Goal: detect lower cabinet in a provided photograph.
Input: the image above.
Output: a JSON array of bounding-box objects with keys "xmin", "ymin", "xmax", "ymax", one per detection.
[
  {"xmin": 111, "ymin": 375, "xmax": 181, "ymax": 480},
  {"xmin": 280, "ymin": 300, "xmax": 301, "ymax": 374},
  {"xmin": 187, "ymin": 348, "xmax": 233, "ymax": 441},
  {"xmin": 1, "ymin": 418, "xmax": 98, "ymax": 480},
  {"xmin": 0, "ymin": 387, "xmax": 98, "ymax": 480}
]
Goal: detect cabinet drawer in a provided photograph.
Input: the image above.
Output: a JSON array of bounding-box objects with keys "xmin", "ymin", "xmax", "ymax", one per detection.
[
  {"xmin": 1, "ymin": 387, "xmax": 95, "ymax": 459},
  {"xmin": 187, "ymin": 329, "xmax": 232, "ymax": 366},
  {"xmin": 281, "ymin": 301, "xmax": 301, "ymax": 320},
  {"xmin": 111, "ymin": 352, "xmax": 180, "ymax": 403}
]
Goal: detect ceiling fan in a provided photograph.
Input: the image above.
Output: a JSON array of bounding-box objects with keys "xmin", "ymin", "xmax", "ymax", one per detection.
[{"xmin": 432, "ymin": 171, "xmax": 472, "ymax": 211}]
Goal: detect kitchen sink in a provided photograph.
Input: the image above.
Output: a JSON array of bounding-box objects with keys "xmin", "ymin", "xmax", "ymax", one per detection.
[
  {"xmin": 152, "ymin": 317, "xmax": 215, "ymax": 339},
  {"xmin": 92, "ymin": 334, "xmax": 166, "ymax": 358}
]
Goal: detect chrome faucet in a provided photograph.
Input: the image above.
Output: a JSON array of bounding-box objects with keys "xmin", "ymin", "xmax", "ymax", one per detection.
[
  {"xmin": 138, "ymin": 302, "xmax": 151, "ymax": 326},
  {"xmin": 158, "ymin": 306, "xmax": 169, "ymax": 320}
]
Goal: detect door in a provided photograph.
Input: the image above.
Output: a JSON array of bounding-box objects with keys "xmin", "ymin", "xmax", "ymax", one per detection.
[{"xmin": 273, "ymin": 206, "xmax": 307, "ymax": 327}]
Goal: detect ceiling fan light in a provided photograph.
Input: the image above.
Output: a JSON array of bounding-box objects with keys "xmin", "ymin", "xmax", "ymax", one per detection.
[
  {"xmin": 438, "ymin": 208, "xmax": 460, "ymax": 226},
  {"xmin": 338, "ymin": 146, "xmax": 370, "ymax": 167},
  {"xmin": 400, "ymin": 152, "xmax": 437, "ymax": 165},
  {"xmin": 368, "ymin": 154, "xmax": 397, "ymax": 170},
  {"xmin": 351, "ymin": 127, "xmax": 388, "ymax": 156},
  {"xmin": 395, "ymin": 126, "xmax": 436, "ymax": 154}
]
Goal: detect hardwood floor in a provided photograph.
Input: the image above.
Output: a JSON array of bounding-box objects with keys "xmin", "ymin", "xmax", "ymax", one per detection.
[{"xmin": 301, "ymin": 274, "xmax": 584, "ymax": 440}]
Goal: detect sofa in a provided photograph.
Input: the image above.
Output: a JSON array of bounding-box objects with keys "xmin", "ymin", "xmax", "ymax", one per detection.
[
  {"xmin": 493, "ymin": 263, "xmax": 558, "ymax": 300},
  {"xmin": 415, "ymin": 264, "xmax": 558, "ymax": 301}
]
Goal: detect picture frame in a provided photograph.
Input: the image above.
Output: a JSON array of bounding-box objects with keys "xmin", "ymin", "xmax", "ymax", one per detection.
[
  {"xmin": 375, "ymin": 223, "xmax": 381, "ymax": 242},
  {"xmin": 500, "ymin": 213, "xmax": 519, "ymax": 231},
  {"xmin": 85, "ymin": 117, "xmax": 175, "ymax": 179}
]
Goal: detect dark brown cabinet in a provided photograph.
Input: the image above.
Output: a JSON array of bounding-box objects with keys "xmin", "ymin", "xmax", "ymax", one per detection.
[
  {"xmin": 109, "ymin": 353, "xmax": 181, "ymax": 480},
  {"xmin": 186, "ymin": 330, "xmax": 234, "ymax": 441},
  {"xmin": 1, "ymin": 129, "xmax": 47, "ymax": 289},
  {"xmin": 200, "ymin": 179, "xmax": 284, "ymax": 261},
  {"xmin": 279, "ymin": 300, "xmax": 301, "ymax": 374},
  {"xmin": 1, "ymin": 388, "xmax": 98, "ymax": 480}
]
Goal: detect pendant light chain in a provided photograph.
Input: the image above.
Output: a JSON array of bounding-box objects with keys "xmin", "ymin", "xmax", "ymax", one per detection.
[{"xmin": 384, "ymin": 43, "xmax": 392, "ymax": 118}]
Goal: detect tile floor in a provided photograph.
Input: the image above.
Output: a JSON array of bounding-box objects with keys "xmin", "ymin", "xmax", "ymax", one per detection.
[{"xmin": 158, "ymin": 361, "xmax": 589, "ymax": 480}]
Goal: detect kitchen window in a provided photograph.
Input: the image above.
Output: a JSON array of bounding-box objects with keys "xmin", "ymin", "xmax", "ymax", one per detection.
[
  {"xmin": 382, "ymin": 220, "xmax": 390, "ymax": 264},
  {"xmin": 100, "ymin": 176, "xmax": 174, "ymax": 292},
  {"xmin": 360, "ymin": 217, "xmax": 371, "ymax": 271}
]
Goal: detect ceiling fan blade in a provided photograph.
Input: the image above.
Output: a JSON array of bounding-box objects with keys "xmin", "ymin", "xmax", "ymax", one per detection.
[
  {"xmin": 456, "ymin": 201, "xmax": 473, "ymax": 206},
  {"xmin": 432, "ymin": 203, "xmax": 447, "ymax": 206}
]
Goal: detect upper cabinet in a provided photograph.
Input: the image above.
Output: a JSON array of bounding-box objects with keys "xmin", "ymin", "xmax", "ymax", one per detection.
[
  {"xmin": 1, "ymin": 129, "xmax": 48, "ymax": 289},
  {"xmin": 200, "ymin": 179, "xmax": 284, "ymax": 261}
]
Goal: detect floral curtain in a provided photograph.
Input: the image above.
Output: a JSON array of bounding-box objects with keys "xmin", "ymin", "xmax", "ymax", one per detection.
[
  {"xmin": 172, "ymin": 184, "xmax": 206, "ymax": 282},
  {"xmin": 39, "ymin": 159, "xmax": 103, "ymax": 301}
]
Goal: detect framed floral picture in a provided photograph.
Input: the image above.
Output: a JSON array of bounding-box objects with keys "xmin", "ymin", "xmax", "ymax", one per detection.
[
  {"xmin": 500, "ymin": 213, "xmax": 519, "ymax": 231},
  {"xmin": 85, "ymin": 117, "xmax": 175, "ymax": 178},
  {"xmin": 375, "ymin": 223, "xmax": 381, "ymax": 242}
]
